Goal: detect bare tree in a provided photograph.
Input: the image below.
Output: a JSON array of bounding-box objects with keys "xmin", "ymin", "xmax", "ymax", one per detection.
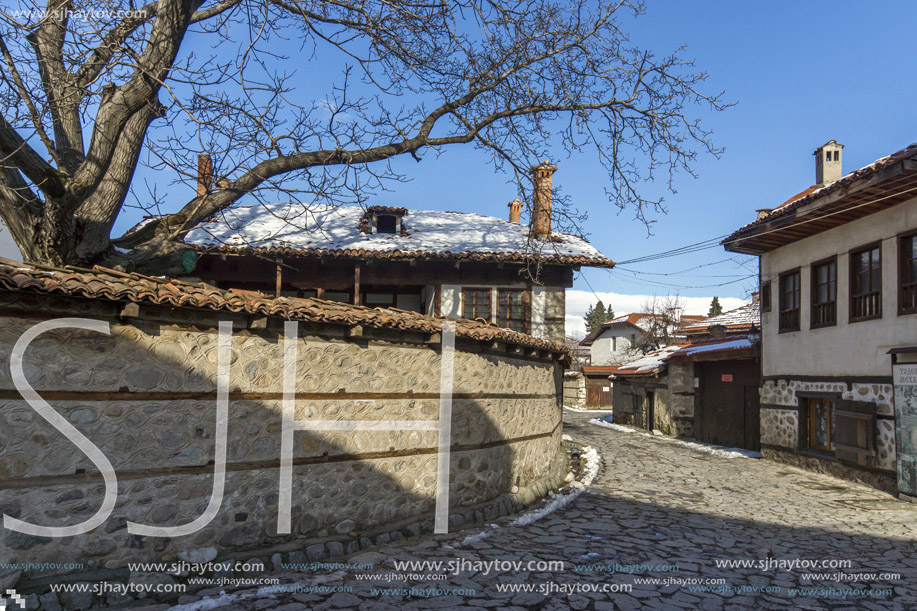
[
  {"xmin": 0, "ymin": 0, "xmax": 728, "ymax": 273},
  {"xmin": 629, "ymin": 294, "xmax": 686, "ymax": 354}
]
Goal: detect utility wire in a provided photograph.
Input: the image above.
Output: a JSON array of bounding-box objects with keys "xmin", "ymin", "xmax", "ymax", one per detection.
[{"xmin": 613, "ymin": 184, "xmax": 917, "ymax": 267}]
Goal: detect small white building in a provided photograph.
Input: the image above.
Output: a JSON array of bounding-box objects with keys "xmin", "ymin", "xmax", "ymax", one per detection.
[
  {"xmin": 725, "ymin": 140, "xmax": 917, "ymax": 494},
  {"xmin": 579, "ymin": 312, "xmax": 705, "ymax": 366}
]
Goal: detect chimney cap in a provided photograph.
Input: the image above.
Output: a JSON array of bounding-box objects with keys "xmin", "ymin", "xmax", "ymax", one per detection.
[
  {"xmin": 812, "ymin": 140, "xmax": 844, "ymax": 155},
  {"xmin": 508, "ymin": 197, "xmax": 523, "ymax": 207},
  {"xmin": 530, "ymin": 159, "xmax": 557, "ymax": 173}
]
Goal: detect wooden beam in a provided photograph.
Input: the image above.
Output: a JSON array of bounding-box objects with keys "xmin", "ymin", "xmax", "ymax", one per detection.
[
  {"xmin": 275, "ymin": 262, "xmax": 282, "ymax": 297},
  {"xmin": 354, "ymin": 264, "xmax": 361, "ymax": 305},
  {"xmin": 316, "ymin": 287, "xmax": 325, "ymax": 300}
]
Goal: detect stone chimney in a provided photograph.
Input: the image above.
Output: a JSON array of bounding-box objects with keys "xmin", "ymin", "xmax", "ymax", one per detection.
[
  {"xmin": 814, "ymin": 140, "xmax": 844, "ymax": 186},
  {"xmin": 197, "ymin": 154, "xmax": 213, "ymax": 196},
  {"xmin": 530, "ymin": 160, "xmax": 557, "ymax": 238},
  {"xmin": 751, "ymin": 290, "xmax": 760, "ymax": 304},
  {"xmin": 507, "ymin": 198, "xmax": 523, "ymax": 224}
]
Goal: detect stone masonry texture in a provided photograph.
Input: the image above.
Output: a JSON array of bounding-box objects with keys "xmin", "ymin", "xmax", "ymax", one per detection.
[{"xmin": 0, "ymin": 294, "xmax": 565, "ymax": 578}]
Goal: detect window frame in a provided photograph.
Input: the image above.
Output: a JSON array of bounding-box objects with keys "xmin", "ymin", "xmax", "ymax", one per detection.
[
  {"xmin": 810, "ymin": 255, "xmax": 837, "ymax": 329},
  {"xmin": 849, "ymin": 241, "xmax": 883, "ymax": 323},
  {"xmin": 496, "ymin": 288, "xmax": 530, "ymax": 334},
  {"xmin": 807, "ymin": 397, "xmax": 833, "ymax": 452},
  {"xmin": 899, "ymin": 229, "xmax": 917, "ymax": 316},
  {"xmin": 778, "ymin": 268, "xmax": 801, "ymax": 333},
  {"xmin": 760, "ymin": 280, "xmax": 772, "ymax": 312},
  {"xmin": 461, "ymin": 287, "xmax": 492, "ymax": 323}
]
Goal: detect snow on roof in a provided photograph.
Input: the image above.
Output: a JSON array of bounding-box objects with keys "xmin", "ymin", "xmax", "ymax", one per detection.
[
  {"xmin": 183, "ymin": 203, "xmax": 613, "ymax": 266},
  {"xmin": 613, "ymin": 344, "xmax": 684, "ymax": 375},
  {"xmin": 683, "ymin": 302, "xmax": 759, "ymax": 331},
  {"xmin": 673, "ymin": 336, "xmax": 753, "ymax": 357}
]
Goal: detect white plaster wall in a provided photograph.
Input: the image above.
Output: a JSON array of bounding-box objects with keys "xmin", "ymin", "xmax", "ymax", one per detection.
[
  {"xmin": 761, "ymin": 197, "xmax": 917, "ymax": 377},
  {"xmin": 441, "ymin": 284, "xmax": 462, "ymax": 318},
  {"xmin": 531, "ymin": 285, "xmax": 546, "ymax": 339},
  {"xmin": 590, "ymin": 326, "xmax": 638, "ymax": 366}
]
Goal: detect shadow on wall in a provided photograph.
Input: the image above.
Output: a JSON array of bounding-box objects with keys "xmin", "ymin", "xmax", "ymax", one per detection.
[{"xmin": 0, "ymin": 291, "xmax": 563, "ymax": 576}]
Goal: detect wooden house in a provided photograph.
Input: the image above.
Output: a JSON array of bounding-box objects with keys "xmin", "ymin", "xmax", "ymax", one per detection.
[{"xmin": 178, "ymin": 161, "xmax": 614, "ymax": 343}]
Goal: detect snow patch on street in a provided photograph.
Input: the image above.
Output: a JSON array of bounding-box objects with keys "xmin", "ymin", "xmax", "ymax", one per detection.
[
  {"xmin": 588, "ymin": 418, "xmax": 760, "ymax": 459},
  {"xmin": 563, "ymin": 405, "xmax": 614, "ymax": 414},
  {"xmin": 458, "ymin": 446, "xmax": 601, "ymax": 545}
]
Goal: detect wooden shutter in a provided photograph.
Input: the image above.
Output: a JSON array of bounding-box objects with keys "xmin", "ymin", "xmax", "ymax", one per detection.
[
  {"xmin": 522, "ymin": 288, "xmax": 532, "ymax": 334},
  {"xmin": 833, "ymin": 399, "xmax": 877, "ymax": 467}
]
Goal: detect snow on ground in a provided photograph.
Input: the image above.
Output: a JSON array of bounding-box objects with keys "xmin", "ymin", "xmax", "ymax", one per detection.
[
  {"xmin": 460, "ymin": 445, "xmax": 602, "ymax": 545},
  {"xmin": 563, "ymin": 405, "xmax": 614, "ymax": 414},
  {"xmin": 588, "ymin": 418, "xmax": 761, "ymax": 459}
]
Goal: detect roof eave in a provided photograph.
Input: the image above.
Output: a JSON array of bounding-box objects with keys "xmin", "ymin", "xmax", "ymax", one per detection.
[{"xmin": 723, "ymin": 154, "xmax": 917, "ymax": 255}]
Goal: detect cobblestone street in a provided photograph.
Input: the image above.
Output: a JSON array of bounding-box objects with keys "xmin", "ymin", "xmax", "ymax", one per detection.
[{"xmin": 160, "ymin": 410, "xmax": 917, "ymax": 611}]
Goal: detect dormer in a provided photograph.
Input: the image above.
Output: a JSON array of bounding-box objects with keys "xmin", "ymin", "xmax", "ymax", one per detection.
[{"xmin": 359, "ymin": 206, "xmax": 409, "ymax": 235}]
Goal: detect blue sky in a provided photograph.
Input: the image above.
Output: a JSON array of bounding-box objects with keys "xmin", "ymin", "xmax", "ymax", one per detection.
[{"xmin": 3, "ymin": 1, "xmax": 915, "ymax": 331}]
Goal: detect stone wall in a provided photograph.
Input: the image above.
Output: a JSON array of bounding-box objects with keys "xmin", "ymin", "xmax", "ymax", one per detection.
[
  {"xmin": 562, "ymin": 373, "xmax": 586, "ymax": 409},
  {"xmin": 0, "ymin": 293, "xmax": 566, "ymax": 579},
  {"xmin": 610, "ymin": 376, "xmax": 671, "ymax": 433},
  {"xmin": 760, "ymin": 378, "xmax": 896, "ymax": 472}
]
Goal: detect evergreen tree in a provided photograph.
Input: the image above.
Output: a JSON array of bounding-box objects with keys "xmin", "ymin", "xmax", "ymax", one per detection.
[
  {"xmin": 708, "ymin": 296, "xmax": 723, "ymax": 317},
  {"xmin": 584, "ymin": 301, "xmax": 614, "ymax": 333}
]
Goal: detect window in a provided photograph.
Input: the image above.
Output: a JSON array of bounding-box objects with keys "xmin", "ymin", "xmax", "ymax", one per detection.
[
  {"xmin": 806, "ymin": 397, "xmax": 833, "ymax": 452},
  {"xmin": 761, "ymin": 280, "xmax": 772, "ymax": 312},
  {"xmin": 900, "ymin": 232, "xmax": 917, "ymax": 315},
  {"xmin": 462, "ymin": 288, "xmax": 491, "ymax": 322},
  {"xmin": 826, "ymin": 151, "xmax": 831, "ymax": 162},
  {"xmin": 850, "ymin": 243, "xmax": 882, "ymax": 321},
  {"xmin": 497, "ymin": 289, "xmax": 529, "ymax": 333},
  {"xmin": 778, "ymin": 269, "xmax": 800, "ymax": 332},
  {"xmin": 810, "ymin": 257, "xmax": 837, "ymax": 328},
  {"xmin": 376, "ymin": 214, "xmax": 397, "ymax": 234}
]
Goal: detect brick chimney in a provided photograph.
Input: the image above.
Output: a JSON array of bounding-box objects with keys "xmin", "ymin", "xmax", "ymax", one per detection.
[
  {"xmin": 197, "ymin": 154, "xmax": 213, "ymax": 196},
  {"xmin": 530, "ymin": 160, "xmax": 557, "ymax": 238},
  {"xmin": 507, "ymin": 198, "xmax": 523, "ymax": 224},
  {"xmin": 814, "ymin": 140, "xmax": 844, "ymax": 186}
]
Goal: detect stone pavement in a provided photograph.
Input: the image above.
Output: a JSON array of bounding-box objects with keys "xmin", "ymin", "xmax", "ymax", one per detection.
[{"xmin": 158, "ymin": 410, "xmax": 917, "ymax": 611}]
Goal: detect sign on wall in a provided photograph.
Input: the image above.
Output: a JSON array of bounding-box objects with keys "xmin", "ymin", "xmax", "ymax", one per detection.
[{"xmin": 893, "ymin": 362, "xmax": 917, "ymax": 498}]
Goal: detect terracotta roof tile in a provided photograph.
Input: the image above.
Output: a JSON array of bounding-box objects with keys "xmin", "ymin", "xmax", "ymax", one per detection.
[
  {"xmin": 726, "ymin": 143, "xmax": 917, "ymax": 239},
  {"xmin": 0, "ymin": 258, "xmax": 567, "ymax": 355}
]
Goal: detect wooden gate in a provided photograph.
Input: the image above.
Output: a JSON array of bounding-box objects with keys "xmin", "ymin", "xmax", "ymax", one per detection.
[
  {"xmin": 585, "ymin": 376, "xmax": 613, "ymax": 407},
  {"xmin": 695, "ymin": 359, "xmax": 760, "ymax": 451}
]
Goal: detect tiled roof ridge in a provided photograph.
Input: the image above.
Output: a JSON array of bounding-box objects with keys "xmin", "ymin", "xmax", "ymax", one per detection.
[{"xmin": 0, "ymin": 258, "xmax": 567, "ymax": 354}]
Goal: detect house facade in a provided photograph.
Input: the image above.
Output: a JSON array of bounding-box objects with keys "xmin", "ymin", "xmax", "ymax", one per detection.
[
  {"xmin": 177, "ymin": 161, "xmax": 613, "ymax": 344},
  {"xmin": 580, "ymin": 312, "xmax": 705, "ymax": 366},
  {"xmin": 725, "ymin": 141, "xmax": 917, "ymax": 493},
  {"xmin": 610, "ymin": 302, "xmax": 759, "ymax": 444}
]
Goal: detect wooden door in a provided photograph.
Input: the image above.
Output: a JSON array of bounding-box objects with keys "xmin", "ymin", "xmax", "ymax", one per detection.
[
  {"xmin": 695, "ymin": 359, "xmax": 760, "ymax": 450},
  {"xmin": 585, "ymin": 377, "xmax": 612, "ymax": 407}
]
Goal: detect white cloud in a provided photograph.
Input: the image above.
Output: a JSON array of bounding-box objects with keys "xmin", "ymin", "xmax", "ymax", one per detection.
[{"xmin": 565, "ymin": 290, "xmax": 748, "ymax": 339}]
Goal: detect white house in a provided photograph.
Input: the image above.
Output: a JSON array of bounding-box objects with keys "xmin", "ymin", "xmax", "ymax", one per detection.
[
  {"xmin": 579, "ymin": 312, "xmax": 706, "ymax": 366},
  {"xmin": 725, "ymin": 140, "xmax": 917, "ymax": 495}
]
